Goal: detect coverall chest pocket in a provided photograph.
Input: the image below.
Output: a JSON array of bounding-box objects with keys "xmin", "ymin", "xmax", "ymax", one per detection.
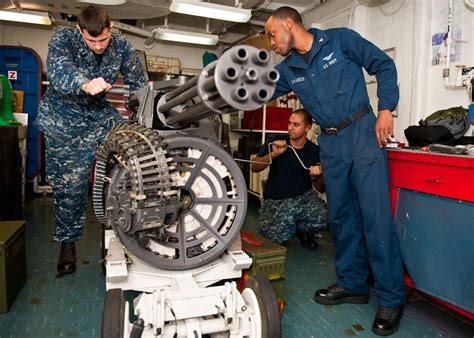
[
  {"xmin": 318, "ymin": 61, "xmax": 348, "ymax": 97},
  {"xmin": 291, "ymin": 80, "xmax": 312, "ymax": 106}
]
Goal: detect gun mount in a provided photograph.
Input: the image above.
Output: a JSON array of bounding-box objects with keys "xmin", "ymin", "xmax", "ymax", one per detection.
[
  {"xmin": 93, "ymin": 45, "xmax": 279, "ymax": 271},
  {"xmin": 94, "ymin": 46, "xmax": 282, "ymax": 338}
]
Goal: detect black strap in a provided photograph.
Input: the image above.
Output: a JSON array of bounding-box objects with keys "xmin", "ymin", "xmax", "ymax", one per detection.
[{"xmin": 323, "ymin": 105, "xmax": 371, "ymax": 135}]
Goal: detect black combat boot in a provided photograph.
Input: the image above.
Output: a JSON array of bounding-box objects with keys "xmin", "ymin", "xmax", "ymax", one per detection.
[{"xmin": 57, "ymin": 242, "xmax": 76, "ymax": 275}]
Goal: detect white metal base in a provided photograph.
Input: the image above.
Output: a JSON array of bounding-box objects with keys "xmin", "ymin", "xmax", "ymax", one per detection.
[{"xmin": 103, "ymin": 230, "xmax": 263, "ymax": 338}]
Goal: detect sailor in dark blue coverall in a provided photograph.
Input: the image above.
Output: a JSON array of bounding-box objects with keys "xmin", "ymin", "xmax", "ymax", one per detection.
[
  {"xmin": 265, "ymin": 7, "xmax": 405, "ymax": 336},
  {"xmin": 35, "ymin": 5, "xmax": 145, "ymax": 275}
]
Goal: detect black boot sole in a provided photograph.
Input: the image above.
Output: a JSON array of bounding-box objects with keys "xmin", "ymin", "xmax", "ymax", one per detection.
[
  {"xmin": 372, "ymin": 323, "xmax": 400, "ymax": 336},
  {"xmin": 57, "ymin": 264, "xmax": 76, "ymax": 275},
  {"xmin": 314, "ymin": 293, "xmax": 369, "ymax": 305}
]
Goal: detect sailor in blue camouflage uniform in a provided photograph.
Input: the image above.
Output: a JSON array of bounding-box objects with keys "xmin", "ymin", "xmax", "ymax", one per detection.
[
  {"xmin": 251, "ymin": 109, "xmax": 327, "ymax": 249},
  {"xmin": 265, "ymin": 7, "xmax": 405, "ymax": 336},
  {"xmin": 34, "ymin": 5, "xmax": 145, "ymax": 275}
]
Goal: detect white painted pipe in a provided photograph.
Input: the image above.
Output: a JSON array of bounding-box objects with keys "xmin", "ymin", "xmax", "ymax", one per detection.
[
  {"xmin": 444, "ymin": 0, "xmax": 454, "ymax": 87},
  {"xmin": 465, "ymin": 0, "xmax": 474, "ymax": 10}
]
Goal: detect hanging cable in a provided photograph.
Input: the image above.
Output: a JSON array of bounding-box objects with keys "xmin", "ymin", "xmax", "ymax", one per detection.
[
  {"xmin": 10, "ymin": 0, "xmax": 21, "ymax": 11},
  {"xmin": 378, "ymin": 0, "xmax": 405, "ymax": 16},
  {"xmin": 348, "ymin": 0, "xmax": 361, "ymax": 28}
]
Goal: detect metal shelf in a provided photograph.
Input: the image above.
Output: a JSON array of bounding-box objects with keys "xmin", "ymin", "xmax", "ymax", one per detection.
[
  {"xmin": 247, "ymin": 189, "xmax": 261, "ymax": 198},
  {"xmin": 230, "ymin": 129, "xmax": 287, "ymax": 133}
]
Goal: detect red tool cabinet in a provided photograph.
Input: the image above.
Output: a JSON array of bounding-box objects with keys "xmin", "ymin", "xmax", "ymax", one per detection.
[{"xmin": 387, "ymin": 149, "xmax": 474, "ymax": 320}]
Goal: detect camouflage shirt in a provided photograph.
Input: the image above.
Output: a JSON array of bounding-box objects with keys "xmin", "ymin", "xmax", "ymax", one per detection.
[{"xmin": 35, "ymin": 27, "xmax": 146, "ymax": 139}]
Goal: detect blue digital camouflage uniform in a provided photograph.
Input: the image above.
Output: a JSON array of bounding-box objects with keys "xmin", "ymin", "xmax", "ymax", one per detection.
[
  {"xmin": 257, "ymin": 134, "xmax": 327, "ymax": 244},
  {"xmin": 259, "ymin": 190, "xmax": 327, "ymax": 244},
  {"xmin": 35, "ymin": 27, "xmax": 145, "ymax": 243},
  {"xmin": 272, "ymin": 28, "xmax": 405, "ymax": 308}
]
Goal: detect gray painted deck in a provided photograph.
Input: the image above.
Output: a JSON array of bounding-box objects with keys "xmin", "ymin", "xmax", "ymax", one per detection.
[{"xmin": 0, "ymin": 195, "xmax": 472, "ymax": 337}]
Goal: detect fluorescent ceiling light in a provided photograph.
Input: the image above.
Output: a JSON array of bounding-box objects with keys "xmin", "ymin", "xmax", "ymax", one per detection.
[
  {"xmin": 76, "ymin": 0, "xmax": 126, "ymax": 4},
  {"xmin": 170, "ymin": 0, "xmax": 251, "ymax": 23},
  {"xmin": 155, "ymin": 28, "xmax": 218, "ymax": 45},
  {"xmin": 0, "ymin": 10, "xmax": 52, "ymax": 25}
]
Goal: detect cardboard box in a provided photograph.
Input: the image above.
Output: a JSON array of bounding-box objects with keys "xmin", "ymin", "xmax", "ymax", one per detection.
[
  {"xmin": 240, "ymin": 35, "xmax": 271, "ymax": 50},
  {"xmin": 0, "ymin": 221, "xmax": 27, "ymax": 313},
  {"xmin": 13, "ymin": 113, "xmax": 28, "ymax": 140},
  {"xmin": 147, "ymin": 55, "xmax": 181, "ymax": 74},
  {"xmin": 12, "ymin": 90, "xmax": 24, "ymax": 113}
]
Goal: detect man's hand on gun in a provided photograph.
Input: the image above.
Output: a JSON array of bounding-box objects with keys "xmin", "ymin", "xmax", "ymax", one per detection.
[{"xmin": 81, "ymin": 77, "xmax": 112, "ymax": 96}]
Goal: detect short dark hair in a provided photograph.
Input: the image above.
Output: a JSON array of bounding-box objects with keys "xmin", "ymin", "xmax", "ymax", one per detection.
[
  {"xmin": 77, "ymin": 5, "xmax": 111, "ymax": 37},
  {"xmin": 271, "ymin": 6, "xmax": 302, "ymax": 24},
  {"xmin": 293, "ymin": 109, "xmax": 313, "ymax": 126}
]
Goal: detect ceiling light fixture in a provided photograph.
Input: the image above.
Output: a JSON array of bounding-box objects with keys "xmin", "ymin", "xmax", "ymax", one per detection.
[
  {"xmin": 76, "ymin": 0, "xmax": 127, "ymax": 4},
  {"xmin": 0, "ymin": 9, "xmax": 52, "ymax": 25},
  {"xmin": 155, "ymin": 27, "xmax": 218, "ymax": 45},
  {"xmin": 170, "ymin": 0, "xmax": 251, "ymax": 23}
]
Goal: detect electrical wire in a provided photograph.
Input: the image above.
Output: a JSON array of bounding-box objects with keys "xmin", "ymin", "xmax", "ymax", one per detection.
[
  {"xmin": 378, "ymin": 0, "xmax": 405, "ymax": 16},
  {"xmin": 165, "ymin": 300, "xmax": 178, "ymax": 336},
  {"xmin": 10, "ymin": 0, "xmax": 21, "ymax": 10},
  {"xmin": 348, "ymin": 1, "xmax": 361, "ymax": 29}
]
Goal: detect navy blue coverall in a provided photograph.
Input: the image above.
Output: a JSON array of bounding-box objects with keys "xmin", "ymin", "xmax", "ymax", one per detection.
[
  {"xmin": 272, "ymin": 27, "xmax": 405, "ymax": 308},
  {"xmin": 35, "ymin": 27, "xmax": 145, "ymax": 243}
]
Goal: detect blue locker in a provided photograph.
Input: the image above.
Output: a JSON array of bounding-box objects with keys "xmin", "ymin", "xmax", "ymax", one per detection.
[{"xmin": 0, "ymin": 46, "xmax": 43, "ymax": 180}]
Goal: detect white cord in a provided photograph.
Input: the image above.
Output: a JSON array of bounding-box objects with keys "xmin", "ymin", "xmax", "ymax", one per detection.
[
  {"xmin": 274, "ymin": 143, "xmax": 311, "ymax": 170},
  {"xmin": 233, "ymin": 142, "xmax": 315, "ymax": 171},
  {"xmin": 266, "ymin": 142, "xmax": 312, "ymax": 170}
]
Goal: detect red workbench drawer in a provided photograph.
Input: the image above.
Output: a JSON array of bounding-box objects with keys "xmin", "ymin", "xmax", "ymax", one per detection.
[{"xmin": 388, "ymin": 149, "xmax": 474, "ymax": 202}]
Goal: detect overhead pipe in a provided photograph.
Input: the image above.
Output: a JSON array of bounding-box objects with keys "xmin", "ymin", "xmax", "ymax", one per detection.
[{"xmin": 465, "ymin": 0, "xmax": 474, "ymax": 10}]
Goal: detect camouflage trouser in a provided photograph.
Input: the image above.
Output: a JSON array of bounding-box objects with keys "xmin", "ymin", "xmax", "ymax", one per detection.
[
  {"xmin": 258, "ymin": 189, "xmax": 328, "ymax": 244},
  {"xmin": 45, "ymin": 132, "xmax": 103, "ymax": 243}
]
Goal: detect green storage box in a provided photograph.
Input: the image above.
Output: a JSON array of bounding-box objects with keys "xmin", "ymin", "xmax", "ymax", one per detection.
[
  {"xmin": 0, "ymin": 220, "xmax": 26, "ymax": 313},
  {"xmin": 240, "ymin": 231, "xmax": 287, "ymax": 313},
  {"xmin": 240, "ymin": 231, "xmax": 287, "ymax": 280}
]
